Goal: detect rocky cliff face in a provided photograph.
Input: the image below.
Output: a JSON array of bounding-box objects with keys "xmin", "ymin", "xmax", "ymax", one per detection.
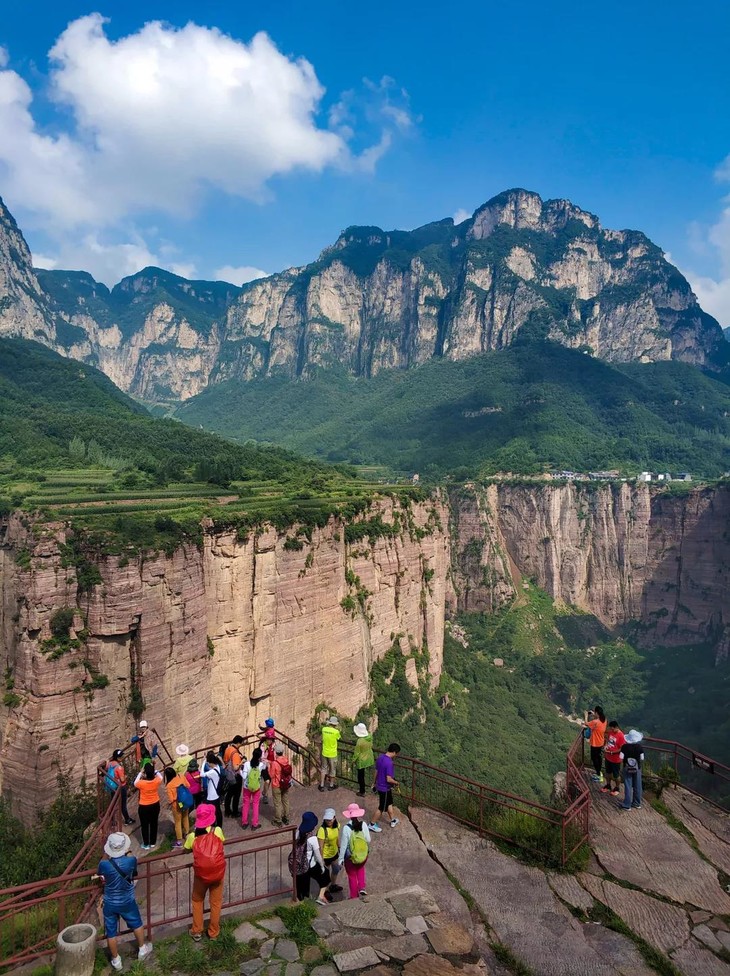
[
  {"xmin": 0, "ymin": 498, "xmax": 451, "ymax": 821},
  {"xmin": 0, "ymin": 192, "xmax": 726, "ymax": 401},
  {"xmin": 450, "ymin": 482, "xmax": 730, "ymax": 650}
]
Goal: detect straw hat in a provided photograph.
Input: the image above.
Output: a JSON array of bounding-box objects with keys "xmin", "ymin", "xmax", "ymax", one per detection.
[
  {"xmin": 175, "ymin": 744, "xmax": 190, "ymax": 757},
  {"xmin": 104, "ymin": 832, "xmax": 131, "ymax": 858},
  {"xmin": 353, "ymin": 723, "xmax": 369, "ymax": 738}
]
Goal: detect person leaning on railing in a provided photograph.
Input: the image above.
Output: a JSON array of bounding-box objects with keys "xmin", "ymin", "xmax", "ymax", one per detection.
[{"xmin": 92, "ymin": 832, "xmax": 153, "ymax": 970}]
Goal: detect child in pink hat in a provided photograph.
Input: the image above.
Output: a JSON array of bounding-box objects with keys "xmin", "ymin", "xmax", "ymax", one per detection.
[{"xmin": 337, "ymin": 803, "xmax": 372, "ymax": 900}]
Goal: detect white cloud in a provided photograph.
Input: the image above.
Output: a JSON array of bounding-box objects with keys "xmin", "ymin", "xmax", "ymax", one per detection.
[
  {"xmin": 31, "ymin": 232, "xmax": 197, "ymax": 286},
  {"xmin": 453, "ymin": 208, "xmax": 471, "ymax": 225},
  {"xmin": 682, "ymin": 176, "xmax": 730, "ymax": 329},
  {"xmin": 0, "ymin": 17, "xmax": 413, "ymax": 280},
  {"xmin": 214, "ymin": 264, "xmax": 270, "ymax": 286}
]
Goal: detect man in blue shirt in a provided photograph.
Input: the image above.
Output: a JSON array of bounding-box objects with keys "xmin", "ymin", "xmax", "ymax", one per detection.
[
  {"xmin": 95, "ymin": 832, "xmax": 153, "ymax": 970},
  {"xmin": 368, "ymin": 743, "xmax": 401, "ymax": 832}
]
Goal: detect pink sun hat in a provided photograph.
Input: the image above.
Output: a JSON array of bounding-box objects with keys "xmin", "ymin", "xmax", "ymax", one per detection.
[
  {"xmin": 342, "ymin": 802, "xmax": 366, "ymax": 819},
  {"xmin": 195, "ymin": 803, "xmax": 217, "ymax": 829}
]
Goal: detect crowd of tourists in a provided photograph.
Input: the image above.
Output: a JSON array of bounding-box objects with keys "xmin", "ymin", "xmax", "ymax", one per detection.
[
  {"xmin": 97, "ymin": 715, "xmax": 401, "ymax": 968},
  {"xmin": 583, "ymin": 706, "xmax": 645, "ymax": 810}
]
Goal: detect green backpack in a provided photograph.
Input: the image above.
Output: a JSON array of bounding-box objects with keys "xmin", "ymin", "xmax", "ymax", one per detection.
[
  {"xmin": 348, "ymin": 829, "xmax": 369, "ymax": 865},
  {"xmin": 247, "ymin": 765, "xmax": 262, "ymax": 791}
]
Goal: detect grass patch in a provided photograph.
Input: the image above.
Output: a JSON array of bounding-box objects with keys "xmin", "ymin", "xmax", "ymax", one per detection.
[
  {"xmin": 275, "ymin": 900, "xmax": 319, "ymax": 946},
  {"xmin": 491, "ymin": 942, "xmax": 535, "ymax": 976},
  {"xmin": 589, "ymin": 902, "xmax": 681, "ymax": 976}
]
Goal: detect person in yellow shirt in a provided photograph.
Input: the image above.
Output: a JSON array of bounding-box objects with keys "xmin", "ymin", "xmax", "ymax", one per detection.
[
  {"xmin": 318, "ymin": 716, "xmax": 341, "ymax": 792},
  {"xmin": 164, "ymin": 767, "xmax": 191, "ymax": 847},
  {"xmin": 317, "ymin": 808, "xmax": 343, "ymax": 896}
]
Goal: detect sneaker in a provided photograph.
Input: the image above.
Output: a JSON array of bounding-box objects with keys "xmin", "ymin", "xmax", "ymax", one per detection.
[
  {"xmin": 111, "ymin": 955, "xmax": 123, "ymax": 971},
  {"xmin": 358, "ymin": 890, "xmax": 368, "ymax": 900},
  {"xmin": 390, "ymin": 818, "xmax": 400, "ymax": 828},
  {"xmin": 174, "ymin": 841, "xmax": 183, "ymax": 848},
  {"xmin": 590, "ymin": 774, "xmax": 601, "ymax": 782},
  {"xmin": 610, "ymin": 790, "xmax": 620, "ymax": 797},
  {"xmin": 191, "ymin": 933, "xmax": 202, "ymax": 942},
  {"xmin": 600, "ymin": 786, "xmax": 612, "ymax": 793},
  {"xmin": 368, "ymin": 822, "xmax": 382, "ymax": 832},
  {"xmin": 632, "ymin": 804, "xmax": 642, "ymax": 809},
  {"xmin": 327, "ymin": 784, "xmax": 338, "ymax": 791},
  {"xmin": 282, "ymin": 818, "xmax": 289, "ymax": 825},
  {"xmin": 356, "ymin": 791, "xmax": 366, "ymax": 797},
  {"xmin": 241, "ymin": 823, "xmax": 249, "ymax": 830},
  {"xmin": 251, "ymin": 824, "xmax": 261, "ymax": 830},
  {"xmin": 318, "ymin": 786, "xmax": 325, "ymax": 793},
  {"xmin": 599, "ymin": 774, "xmax": 605, "ymax": 783},
  {"xmin": 316, "ymin": 897, "xmax": 329, "ymax": 906},
  {"xmin": 138, "ymin": 943, "xmax": 153, "ymax": 962},
  {"xmin": 272, "ymin": 820, "xmax": 283, "ymax": 828},
  {"xmin": 141, "ymin": 844, "xmax": 150, "ymax": 850}
]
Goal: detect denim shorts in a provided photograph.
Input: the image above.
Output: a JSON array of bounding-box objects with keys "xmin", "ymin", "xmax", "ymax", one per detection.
[{"xmin": 103, "ymin": 898, "xmax": 142, "ymax": 938}]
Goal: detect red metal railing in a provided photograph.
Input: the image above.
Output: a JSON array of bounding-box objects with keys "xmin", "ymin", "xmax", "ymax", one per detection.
[
  {"xmin": 0, "ymin": 826, "xmax": 295, "ymax": 971},
  {"xmin": 641, "ymin": 736, "xmax": 730, "ymax": 812},
  {"xmin": 336, "ymin": 739, "xmax": 591, "ymax": 869}
]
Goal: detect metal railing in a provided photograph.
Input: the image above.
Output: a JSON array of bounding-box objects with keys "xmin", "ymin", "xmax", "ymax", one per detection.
[
  {"xmin": 336, "ymin": 739, "xmax": 591, "ymax": 869},
  {"xmin": 640, "ymin": 736, "xmax": 730, "ymax": 812},
  {"xmin": 0, "ymin": 825, "xmax": 295, "ymax": 971}
]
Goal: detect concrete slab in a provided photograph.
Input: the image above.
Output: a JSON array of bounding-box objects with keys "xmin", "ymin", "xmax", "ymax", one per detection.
[
  {"xmin": 411, "ymin": 806, "xmax": 648, "ymax": 976},
  {"xmin": 376, "ymin": 934, "xmax": 429, "ymax": 962},
  {"xmin": 589, "ymin": 793, "xmax": 730, "ymax": 914},
  {"xmin": 578, "ymin": 873, "xmax": 690, "ymax": 953},
  {"xmin": 333, "ymin": 947, "xmax": 382, "ymax": 972},
  {"xmin": 670, "ymin": 938, "xmax": 730, "ymax": 976}
]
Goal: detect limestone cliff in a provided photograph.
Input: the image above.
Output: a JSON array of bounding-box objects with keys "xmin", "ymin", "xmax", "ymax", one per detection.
[
  {"xmin": 0, "ymin": 497, "xmax": 451, "ymax": 820},
  {"xmin": 450, "ymin": 482, "xmax": 730, "ymax": 649},
  {"xmin": 0, "ymin": 191, "xmax": 726, "ymax": 402}
]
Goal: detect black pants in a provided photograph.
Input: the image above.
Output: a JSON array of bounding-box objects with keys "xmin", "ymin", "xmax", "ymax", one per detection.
[
  {"xmin": 296, "ymin": 872, "xmax": 311, "ymax": 900},
  {"xmin": 139, "ymin": 802, "xmax": 160, "ymax": 846},
  {"xmin": 357, "ymin": 768, "xmax": 367, "ymax": 793},
  {"xmin": 211, "ymin": 797, "xmax": 223, "ymax": 828},
  {"xmin": 590, "ymin": 746, "xmax": 603, "ymax": 777},
  {"xmin": 120, "ymin": 785, "xmax": 131, "ymax": 822},
  {"xmin": 225, "ymin": 779, "xmax": 242, "ymax": 816}
]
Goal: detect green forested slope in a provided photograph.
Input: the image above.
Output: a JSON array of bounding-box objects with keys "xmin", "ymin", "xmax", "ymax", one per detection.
[{"xmin": 177, "ymin": 340, "xmax": 730, "ymax": 478}]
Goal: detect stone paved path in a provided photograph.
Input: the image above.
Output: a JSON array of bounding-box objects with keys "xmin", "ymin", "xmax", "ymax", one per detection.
[
  {"xmin": 661, "ymin": 787, "xmax": 730, "ymax": 874},
  {"xmin": 588, "ymin": 788, "xmax": 730, "ymax": 914},
  {"xmin": 409, "ymin": 807, "xmax": 654, "ymax": 976}
]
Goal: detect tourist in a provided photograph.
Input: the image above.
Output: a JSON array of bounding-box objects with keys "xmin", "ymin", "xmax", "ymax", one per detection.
[
  {"xmin": 602, "ymin": 721, "xmax": 625, "ymax": 797},
  {"xmin": 184, "ymin": 803, "xmax": 226, "ymax": 941},
  {"xmin": 240, "ymin": 747, "xmax": 263, "ymax": 830},
  {"xmin": 290, "ymin": 811, "xmax": 330, "ymax": 904},
  {"xmin": 223, "ymin": 735, "xmax": 244, "ymax": 818},
  {"xmin": 200, "ymin": 752, "xmax": 225, "ymax": 828},
  {"xmin": 95, "ymin": 831, "xmax": 153, "ymax": 970},
  {"xmin": 269, "ymin": 742, "xmax": 293, "ymax": 826},
  {"xmin": 164, "ymin": 767, "xmax": 192, "ymax": 848},
  {"xmin": 317, "ymin": 807, "xmax": 343, "ymax": 895},
  {"xmin": 369, "ymin": 742, "xmax": 401, "ymax": 831},
  {"xmin": 619, "ymin": 730, "xmax": 644, "ymax": 810},
  {"xmin": 352, "ymin": 722, "xmax": 375, "ymax": 797},
  {"xmin": 133, "ymin": 763, "xmax": 163, "ymax": 850},
  {"xmin": 261, "ymin": 731, "xmax": 276, "ymax": 806},
  {"xmin": 319, "ymin": 716, "xmax": 341, "ymax": 792},
  {"xmin": 130, "ymin": 720, "xmax": 158, "ymax": 767},
  {"xmin": 102, "ymin": 750, "xmax": 134, "ymax": 825},
  {"xmin": 173, "ymin": 744, "xmax": 192, "ymax": 776},
  {"xmin": 185, "ymin": 758, "xmax": 204, "ymax": 808},
  {"xmin": 337, "ymin": 802, "xmax": 371, "ymax": 900},
  {"xmin": 583, "ymin": 706, "xmax": 607, "ymax": 783}
]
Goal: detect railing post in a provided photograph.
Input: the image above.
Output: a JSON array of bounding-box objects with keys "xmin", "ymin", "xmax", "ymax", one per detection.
[
  {"xmin": 479, "ymin": 790, "xmax": 484, "ymax": 835},
  {"xmin": 674, "ymin": 743, "xmax": 678, "ymax": 775},
  {"xmin": 290, "ymin": 827, "xmax": 297, "ymax": 904},
  {"xmin": 561, "ymin": 813, "xmax": 566, "ymax": 869},
  {"xmin": 146, "ymin": 857, "xmax": 152, "ymax": 940},
  {"xmin": 59, "ymin": 890, "xmax": 67, "ymax": 932},
  {"xmin": 410, "ymin": 759, "xmax": 416, "ymax": 804}
]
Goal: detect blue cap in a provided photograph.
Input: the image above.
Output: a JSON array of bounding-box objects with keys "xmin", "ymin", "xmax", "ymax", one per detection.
[
  {"xmin": 300, "ymin": 811, "xmax": 318, "ymax": 833},
  {"xmin": 265, "ymin": 718, "xmax": 275, "ymax": 728}
]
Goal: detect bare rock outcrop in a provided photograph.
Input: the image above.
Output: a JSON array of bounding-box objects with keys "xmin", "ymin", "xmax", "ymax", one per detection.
[{"xmin": 0, "ymin": 497, "xmax": 451, "ymax": 821}]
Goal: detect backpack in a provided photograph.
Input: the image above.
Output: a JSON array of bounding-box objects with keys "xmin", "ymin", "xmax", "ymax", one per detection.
[
  {"xmin": 224, "ymin": 755, "xmax": 238, "ymax": 784},
  {"xmin": 277, "ymin": 758, "xmax": 293, "ymax": 793},
  {"xmin": 625, "ymin": 757, "xmax": 639, "ymax": 774},
  {"xmin": 288, "ymin": 841, "xmax": 310, "ymax": 877},
  {"xmin": 247, "ymin": 765, "xmax": 261, "ymax": 792},
  {"xmin": 348, "ymin": 829, "xmax": 369, "ymax": 865},
  {"xmin": 176, "ymin": 782, "xmax": 194, "ymax": 810},
  {"xmin": 193, "ymin": 830, "xmax": 225, "ymax": 883},
  {"xmin": 104, "ymin": 762, "xmax": 120, "ymax": 794},
  {"xmin": 213, "ymin": 767, "xmax": 228, "ymax": 799}
]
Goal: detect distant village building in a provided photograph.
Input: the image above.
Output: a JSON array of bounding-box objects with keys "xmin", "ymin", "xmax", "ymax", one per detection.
[
  {"xmin": 588, "ymin": 470, "xmax": 620, "ymax": 480},
  {"xmin": 411, "ymin": 473, "xmax": 420, "ymax": 484},
  {"xmin": 675, "ymin": 472, "xmax": 693, "ymax": 482},
  {"xmin": 638, "ymin": 472, "xmax": 652, "ymax": 482},
  {"xmin": 493, "ymin": 658, "xmax": 504, "ymax": 668}
]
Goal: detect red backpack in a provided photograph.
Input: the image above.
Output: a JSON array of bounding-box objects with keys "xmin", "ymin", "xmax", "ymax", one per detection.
[
  {"xmin": 193, "ymin": 830, "xmax": 225, "ymax": 883},
  {"xmin": 277, "ymin": 757, "xmax": 293, "ymax": 792}
]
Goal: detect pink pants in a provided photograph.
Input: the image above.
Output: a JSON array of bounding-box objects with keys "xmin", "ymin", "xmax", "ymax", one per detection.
[
  {"xmin": 241, "ymin": 788, "xmax": 260, "ymax": 827},
  {"xmin": 344, "ymin": 857, "xmax": 367, "ymax": 898}
]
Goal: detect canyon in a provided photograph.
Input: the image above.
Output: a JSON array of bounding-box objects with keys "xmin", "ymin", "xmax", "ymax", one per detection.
[{"xmin": 1, "ymin": 482, "xmax": 728, "ymax": 821}]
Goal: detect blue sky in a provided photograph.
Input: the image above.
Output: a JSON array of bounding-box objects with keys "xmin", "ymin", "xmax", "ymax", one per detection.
[{"xmin": 1, "ymin": 1, "xmax": 729, "ymax": 324}]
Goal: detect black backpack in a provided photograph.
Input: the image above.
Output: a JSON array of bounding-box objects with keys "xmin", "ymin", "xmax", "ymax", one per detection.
[{"xmin": 213, "ymin": 765, "xmax": 228, "ymax": 799}]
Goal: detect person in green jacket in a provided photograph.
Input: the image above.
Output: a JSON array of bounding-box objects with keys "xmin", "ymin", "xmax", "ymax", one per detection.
[{"xmin": 352, "ymin": 723, "xmax": 375, "ymax": 797}]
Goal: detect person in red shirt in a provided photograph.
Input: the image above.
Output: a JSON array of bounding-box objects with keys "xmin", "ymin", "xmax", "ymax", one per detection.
[{"xmin": 601, "ymin": 721, "xmax": 625, "ymax": 797}]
